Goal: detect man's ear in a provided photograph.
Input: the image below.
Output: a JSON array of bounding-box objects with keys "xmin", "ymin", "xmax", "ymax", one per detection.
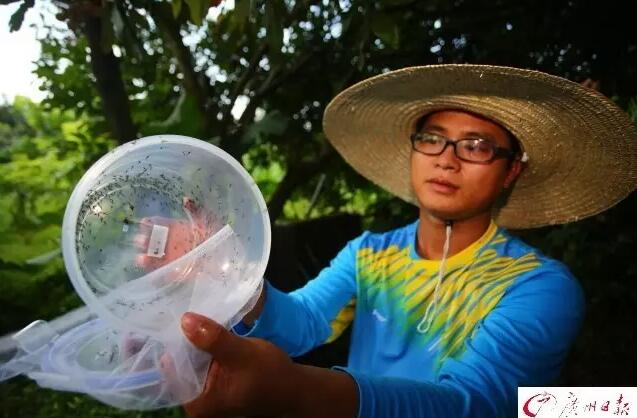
[{"xmin": 503, "ymin": 159, "xmax": 524, "ymax": 188}]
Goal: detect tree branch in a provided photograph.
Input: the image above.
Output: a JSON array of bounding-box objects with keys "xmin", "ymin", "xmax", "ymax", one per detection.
[
  {"xmin": 228, "ymin": 43, "xmax": 269, "ymax": 111},
  {"xmin": 217, "ymin": 0, "xmax": 319, "ymax": 146},
  {"xmin": 149, "ymin": 2, "xmax": 211, "ymax": 118},
  {"xmin": 240, "ymin": 49, "xmax": 314, "ymax": 127},
  {"xmin": 217, "ymin": 49, "xmax": 315, "ymax": 158},
  {"xmin": 267, "ymin": 148, "xmax": 336, "ymax": 222},
  {"xmin": 261, "ymin": 51, "xmax": 314, "ymax": 100},
  {"xmin": 215, "ymin": 43, "xmax": 270, "ymax": 141}
]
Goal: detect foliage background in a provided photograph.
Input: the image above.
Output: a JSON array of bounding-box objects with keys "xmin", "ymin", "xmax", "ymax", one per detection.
[{"xmin": 0, "ymin": 0, "xmax": 635, "ymax": 417}]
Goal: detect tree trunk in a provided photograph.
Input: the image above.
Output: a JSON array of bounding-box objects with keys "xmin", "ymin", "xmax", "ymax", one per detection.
[{"xmin": 83, "ymin": 16, "xmax": 137, "ymax": 144}]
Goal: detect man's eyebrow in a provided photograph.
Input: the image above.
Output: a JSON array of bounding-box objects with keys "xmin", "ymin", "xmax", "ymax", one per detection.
[
  {"xmin": 421, "ymin": 123, "xmax": 447, "ymax": 134},
  {"xmin": 463, "ymin": 131, "xmax": 498, "ymax": 143},
  {"xmin": 421, "ymin": 124, "xmax": 499, "ymax": 143}
]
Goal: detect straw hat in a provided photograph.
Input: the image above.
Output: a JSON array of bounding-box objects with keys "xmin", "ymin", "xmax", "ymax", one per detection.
[{"xmin": 323, "ymin": 64, "xmax": 637, "ymax": 229}]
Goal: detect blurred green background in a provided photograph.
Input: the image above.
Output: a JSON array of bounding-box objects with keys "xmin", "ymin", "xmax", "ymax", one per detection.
[{"xmin": 0, "ymin": 0, "xmax": 635, "ymax": 417}]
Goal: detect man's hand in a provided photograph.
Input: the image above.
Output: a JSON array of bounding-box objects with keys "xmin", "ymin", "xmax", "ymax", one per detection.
[
  {"xmin": 135, "ymin": 198, "xmax": 209, "ymax": 271},
  {"xmin": 179, "ymin": 312, "xmax": 359, "ymax": 418},
  {"xmin": 180, "ymin": 312, "xmax": 302, "ymax": 418}
]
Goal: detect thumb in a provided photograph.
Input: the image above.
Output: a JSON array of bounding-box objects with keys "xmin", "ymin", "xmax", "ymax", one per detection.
[{"xmin": 181, "ymin": 312, "xmax": 239, "ymax": 361}]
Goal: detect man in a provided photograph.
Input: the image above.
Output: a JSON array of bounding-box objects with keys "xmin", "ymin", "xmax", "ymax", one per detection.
[{"xmin": 178, "ymin": 65, "xmax": 637, "ymax": 418}]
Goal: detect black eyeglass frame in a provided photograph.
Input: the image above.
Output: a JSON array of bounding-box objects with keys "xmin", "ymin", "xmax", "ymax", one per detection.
[{"xmin": 409, "ymin": 132, "xmax": 517, "ymax": 164}]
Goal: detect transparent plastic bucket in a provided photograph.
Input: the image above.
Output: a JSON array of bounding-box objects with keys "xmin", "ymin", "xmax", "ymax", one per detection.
[
  {"xmin": 0, "ymin": 135, "xmax": 271, "ymax": 410},
  {"xmin": 61, "ymin": 135, "xmax": 270, "ymax": 336}
]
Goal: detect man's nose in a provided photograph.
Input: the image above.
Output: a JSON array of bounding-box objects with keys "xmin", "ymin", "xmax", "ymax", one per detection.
[{"xmin": 434, "ymin": 142, "xmax": 461, "ymax": 170}]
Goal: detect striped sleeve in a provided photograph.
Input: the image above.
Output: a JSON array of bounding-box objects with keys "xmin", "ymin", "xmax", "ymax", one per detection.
[{"xmin": 233, "ymin": 232, "xmax": 367, "ymax": 356}]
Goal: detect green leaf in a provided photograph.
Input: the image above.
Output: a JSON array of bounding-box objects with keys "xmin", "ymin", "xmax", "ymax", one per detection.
[
  {"xmin": 171, "ymin": 0, "xmax": 183, "ymax": 18},
  {"xmin": 371, "ymin": 13, "xmax": 400, "ymax": 49},
  {"xmin": 627, "ymin": 98, "xmax": 637, "ymax": 123},
  {"xmin": 110, "ymin": 3, "xmax": 125, "ymax": 42},
  {"xmin": 26, "ymin": 248, "xmax": 62, "ymax": 265},
  {"xmin": 0, "ymin": 225, "xmax": 61, "ymax": 264},
  {"xmin": 143, "ymin": 92, "xmax": 205, "ymax": 137},
  {"xmin": 185, "ymin": 0, "xmax": 208, "ymax": 25},
  {"xmin": 340, "ymin": 13, "xmax": 353, "ymax": 36},
  {"xmin": 232, "ymin": 0, "xmax": 251, "ymax": 31},
  {"xmin": 241, "ymin": 110, "xmax": 288, "ymax": 144},
  {"xmin": 8, "ymin": 0, "xmax": 34, "ymax": 32}
]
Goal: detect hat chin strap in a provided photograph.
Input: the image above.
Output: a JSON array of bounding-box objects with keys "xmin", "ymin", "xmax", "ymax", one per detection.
[{"xmin": 416, "ymin": 220, "xmax": 453, "ymax": 334}]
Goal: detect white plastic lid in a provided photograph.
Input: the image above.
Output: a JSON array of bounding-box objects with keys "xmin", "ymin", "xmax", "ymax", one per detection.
[
  {"xmin": 61, "ymin": 135, "xmax": 271, "ymax": 336},
  {"xmin": 2, "ymin": 285, "xmax": 264, "ymax": 410},
  {"xmin": 39, "ymin": 319, "xmax": 162, "ymax": 392}
]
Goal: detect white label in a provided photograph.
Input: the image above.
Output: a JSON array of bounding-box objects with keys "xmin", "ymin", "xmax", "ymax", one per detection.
[
  {"xmin": 518, "ymin": 387, "xmax": 636, "ymax": 417},
  {"xmin": 146, "ymin": 224, "xmax": 169, "ymax": 258}
]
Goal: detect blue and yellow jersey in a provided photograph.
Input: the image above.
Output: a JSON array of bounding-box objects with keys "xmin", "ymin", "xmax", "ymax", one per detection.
[{"xmin": 236, "ymin": 220, "xmax": 585, "ymax": 418}]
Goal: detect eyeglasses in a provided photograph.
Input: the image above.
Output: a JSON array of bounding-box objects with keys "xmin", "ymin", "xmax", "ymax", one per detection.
[{"xmin": 410, "ymin": 132, "xmax": 517, "ymax": 163}]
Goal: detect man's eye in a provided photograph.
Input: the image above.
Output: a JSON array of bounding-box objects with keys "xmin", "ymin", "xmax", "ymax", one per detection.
[
  {"xmin": 463, "ymin": 139, "xmax": 490, "ymax": 152},
  {"xmin": 420, "ymin": 134, "xmax": 443, "ymax": 144}
]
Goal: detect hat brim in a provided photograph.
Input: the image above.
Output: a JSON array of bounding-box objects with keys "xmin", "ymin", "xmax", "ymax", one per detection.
[{"xmin": 323, "ymin": 64, "xmax": 637, "ymax": 229}]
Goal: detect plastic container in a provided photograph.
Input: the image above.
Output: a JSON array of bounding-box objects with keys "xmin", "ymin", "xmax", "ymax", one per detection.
[
  {"xmin": 0, "ymin": 135, "xmax": 271, "ymax": 410},
  {"xmin": 61, "ymin": 135, "xmax": 270, "ymax": 336}
]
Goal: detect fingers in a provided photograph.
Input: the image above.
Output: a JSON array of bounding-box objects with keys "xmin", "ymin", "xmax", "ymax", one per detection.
[
  {"xmin": 133, "ymin": 218, "xmax": 153, "ymax": 268},
  {"xmin": 182, "ymin": 360, "xmax": 222, "ymax": 418},
  {"xmin": 121, "ymin": 333, "xmax": 146, "ymax": 360},
  {"xmin": 183, "ymin": 197, "xmax": 209, "ymax": 241},
  {"xmin": 131, "ymin": 200, "xmax": 211, "ymax": 272},
  {"xmin": 181, "ymin": 312, "xmax": 239, "ymax": 361},
  {"xmin": 183, "ymin": 197, "xmax": 199, "ymax": 214},
  {"xmin": 183, "ymin": 197, "xmax": 206, "ymax": 227},
  {"xmin": 160, "ymin": 352, "xmax": 197, "ymax": 403}
]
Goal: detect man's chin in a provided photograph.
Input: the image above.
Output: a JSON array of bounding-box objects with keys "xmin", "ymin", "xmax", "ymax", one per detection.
[
  {"xmin": 419, "ymin": 203, "xmax": 495, "ymax": 225},
  {"xmin": 419, "ymin": 206, "xmax": 463, "ymax": 223},
  {"xmin": 418, "ymin": 201, "xmax": 490, "ymax": 222}
]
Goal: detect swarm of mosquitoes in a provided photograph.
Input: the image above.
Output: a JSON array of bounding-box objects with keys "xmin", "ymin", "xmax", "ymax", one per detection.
[{"xmin": 73, "ymin": 147, "xmax": 255, "ymax": 307}]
